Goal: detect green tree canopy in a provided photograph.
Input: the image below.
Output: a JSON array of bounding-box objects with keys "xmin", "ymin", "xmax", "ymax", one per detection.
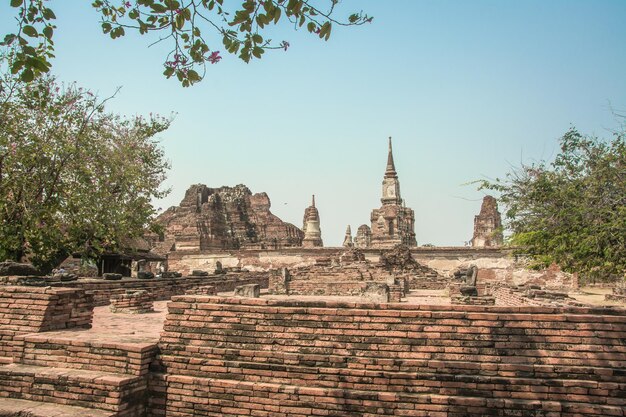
[
  {"xmin": 0, "ymin": 68, "xmax": 170, "ymax": 272},
  {"xmin": 2, "ymin": 0, "xmax": 372, "ymax": 86},
  {"xmin": 479, "ymin": 125, "xmax": 626, "ymax": 282}
]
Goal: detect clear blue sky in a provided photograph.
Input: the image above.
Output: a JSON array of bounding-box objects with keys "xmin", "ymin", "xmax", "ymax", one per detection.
[{"xmin": 2, "ymin": 1, "xmax": 625, "ymax": 246}]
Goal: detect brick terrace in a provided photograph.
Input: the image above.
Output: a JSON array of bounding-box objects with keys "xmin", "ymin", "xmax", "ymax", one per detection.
[{"xmin": 0, "ymin": 284, "xmax": 625, "ymax": 416}]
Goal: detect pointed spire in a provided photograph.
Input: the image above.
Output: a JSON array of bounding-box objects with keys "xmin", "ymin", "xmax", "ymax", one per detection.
[
  {"xmin": 311, "ymin": 194, "xmax": 315, "ymax": 208},
  {"xmin": 385, "ymin": 136, "xmax": 397, "ymax": 178},
  {"xmin": 343, "ymin": 225, "xmax": 353, "ymax": 247}
]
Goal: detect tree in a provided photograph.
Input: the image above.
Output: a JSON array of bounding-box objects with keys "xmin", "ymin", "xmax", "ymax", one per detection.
[
  {"xmin": 0, "ymin": 67, "xmax": 170, "ymax": 272},
  {"xmin": 479, "ymin": 125, "xmax": 626, "ymax": 282},
  {"xmin": 2, "ymin": 0, "xmax": 372, "ymax": 86}
]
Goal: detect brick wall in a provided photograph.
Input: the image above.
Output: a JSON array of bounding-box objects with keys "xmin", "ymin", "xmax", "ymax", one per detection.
[
  {"xmin": 49, "ymin": 273, "xmax": 269, "ymax": 306},
  {"xmin": 0, "ymin": 286, "xmax": 93, "ymax": 359},
  {"xmin": 110, "ymin": 290, "xmax": 154, "ymax": 313},
  {"xmin": 153, "ymin": 296, "xmax": 626, "ymax": 417}
]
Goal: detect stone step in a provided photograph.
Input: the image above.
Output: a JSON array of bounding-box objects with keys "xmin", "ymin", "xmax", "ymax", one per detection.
[
  {"xmin": 0, "ymin": 397, "xmax": 114, "ymax": 417},
  {"xmin": 16, "ymin": 332, "xmax": 157, "ymax": 376},
  {"xmin": 0, "ymin": 363, "xmax": 147, "ymax": 415}
]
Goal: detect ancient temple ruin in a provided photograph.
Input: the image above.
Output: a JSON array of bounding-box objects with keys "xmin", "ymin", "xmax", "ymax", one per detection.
[
  {"xmin": 354, "ymin": 224, "xmax": 372, "ymax": 248},
  {"xmin": 471, "ymin": 195, "xmax": 503, "ymax": 247},
  {"xmin": 369, "ymin": 138, "xmax": 417, "ymax": 248},
  {"xmin": 151, "ymin": 184, "xmax": 303, "ymax": 252},
  {"xmin": 301, "ymin": 195, "xmax": 323, "ymax": 248}
]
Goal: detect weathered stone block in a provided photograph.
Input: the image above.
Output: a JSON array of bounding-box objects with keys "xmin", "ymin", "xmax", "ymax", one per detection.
[
  {"xmin": 137, "ymin": 271, "xmax": 155, "ymax": 279},
  {"xmin": 234, "ymin": 284, "xmax": 260, "ymax": 298},
  {"xmin": 0, "ymin": 261, "xmax": 40, "ymax": 276},
  {"xmin": 191, "ymin": 270, "xmax": 209, "ymax": 277},
  {"xmin": 363, "ymin": 282, "xmax": 390, "ymax": 303},
  {"xmin": 103, "ymin": 273, "xmax": 122, "ymax": 281}
]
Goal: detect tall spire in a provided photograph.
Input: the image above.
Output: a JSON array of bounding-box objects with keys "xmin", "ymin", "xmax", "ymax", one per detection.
[
  {"xmin": 311, "ymin": 194, "xmax": 315, "ymax": 208},
  {"xmin": 385, "ymin": 136, "xmax": 397, "ymax": 178}
]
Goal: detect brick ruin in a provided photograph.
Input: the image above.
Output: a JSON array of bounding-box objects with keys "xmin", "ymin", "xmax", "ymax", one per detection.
[
  {"xmin": 151, "ymin": 184, "xmax": 303, "ymax": 253},
  {"xmin": 268, "ymin": 247, "xmax": 442, "ymax": 301},
  {"xmin": 0, "ymin": 257, "xmax": 624, "ymax": 416},
  {"xmin": 148, "ymin": 296, "xmax": 626, "ymax": 417},
  {"xmin": 472, "ymin": 195, "xmax": 504, "ymax": 247},
  {"xmin": 354, "ymin": 224, "xmax": 372, "ymax": 248},
  {"xmin": 110, "ymin": 290, "xmax": 154, "ymax": 314}
]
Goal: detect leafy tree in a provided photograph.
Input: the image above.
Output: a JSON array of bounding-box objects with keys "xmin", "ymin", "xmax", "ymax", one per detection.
[
  {"xmin": 0, "ymin": 67, "xmax": 170, "ymax": 272},
  {"xmin": 2, "ymin": 0, "xmax": 372, "ymax": 86},
  {"xmin": 479, "ymin": 125, "xmax": 626, "ymax": 282}
]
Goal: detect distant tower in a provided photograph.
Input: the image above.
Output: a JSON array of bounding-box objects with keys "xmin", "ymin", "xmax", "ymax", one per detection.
[
  {"xmin": 302, "ymin": 195, "xmax": 323, "ymax": 248},
  {"xmin": 342, "ymin": 225, "xmax": 354, "ymax": 248},
  {"xmin": 381, "ymin": 137, "xmax": 402, "ymax": 206},
  {"xmin": 471, "ymin": 195, "xmax": 503, "ymax": 247},
  {"xmin": 369, "ymin": 137, "xmax": 417, "ymax": 248},
  {"xmin": 354, "ymin": 224, "xmax": 372, "ymax": 248}
]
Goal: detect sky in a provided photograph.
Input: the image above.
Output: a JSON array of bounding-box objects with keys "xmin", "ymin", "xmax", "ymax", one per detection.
[{"xmin": 1, "ymin": 1, "xmax": 625, "ymax": 246}]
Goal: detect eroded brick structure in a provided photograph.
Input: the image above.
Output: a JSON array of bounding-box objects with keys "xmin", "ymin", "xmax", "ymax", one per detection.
[
  {"xmin": 152, "ymin": 296, "xmax": 626, "ymax": 417},
  {"xmin": 472, "ymin": 195, "xmax": 504, "ymax": 247},
  {"xmin": 0, "ymin": 286, "xmax": 93, "ymax": 359},
  {"xmin": 354, "ymin": 224, "xmax": 372, "ymax": 248},
  {"xmin": 109, "ymin": 290, "xmax": 154, "ymax": 313},
  {"xmin": 152, "ymin": 184, "xmax": 303, "ymax": 252},
  {"xmin": 269, "ymin": 247, "xmax": 438, "ymax": 299}
]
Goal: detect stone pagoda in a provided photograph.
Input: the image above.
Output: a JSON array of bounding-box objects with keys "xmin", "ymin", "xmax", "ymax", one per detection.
[
  {"xmin": 471, "ymin": 195, "xmax": 503, "ymax": 247},
  {"xmin": 342, "ymin": 225, "xmax": 354, "ymax": 247},
  {"xmin": 302, "ymin": 195, "xmax": 323, "ymax": 248},
  {"xmin": 369, "ymin": 138, "xmax": 417, "ymax": 248}
]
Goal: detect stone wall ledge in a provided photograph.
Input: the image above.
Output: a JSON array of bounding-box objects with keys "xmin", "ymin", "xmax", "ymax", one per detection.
[{"xmin": 169, "ymin": 295, "xmax": 626, "ymax": 317}]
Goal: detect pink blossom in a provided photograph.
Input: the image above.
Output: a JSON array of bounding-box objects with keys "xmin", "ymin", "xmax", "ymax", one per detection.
[
  {"xmin": 208, "ymin": 51, "xmax": 222, "ymax": 64},
  {"xmin": 124, "ymin": 1, "xmax": 131, "ymax": 8}
]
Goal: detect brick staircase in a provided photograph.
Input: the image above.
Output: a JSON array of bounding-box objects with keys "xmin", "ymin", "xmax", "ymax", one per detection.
[
  {"xmin": 0, "ymin": 286, "xmax": 158, "ymax": 417},
  {"xmin": 0, "ymin": 332, "xmax": 158, "ymax": 416}
]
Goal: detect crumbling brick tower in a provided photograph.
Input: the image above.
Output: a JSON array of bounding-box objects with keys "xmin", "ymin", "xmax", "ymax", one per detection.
[{"xmin": 472, "ymin": 195, "xmax": 504, "ymax": 247}]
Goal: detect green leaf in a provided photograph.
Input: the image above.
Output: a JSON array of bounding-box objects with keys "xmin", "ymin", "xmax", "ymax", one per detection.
[
  {"xmin": 187, "ymin": 69, "xmax": 200, "ymax": 82},
  {"xmin": 252, "ymin": 46, "xmax": 264, "ymax": 58},
  {"xmin": 22, "ymin": 25, "xmax": 38, "ymax": 38},
  {"xmin": 42, "ymin": 8, "xmax": 56, "ymax": 20},
  {"xmin": 175, "ymin": 14, "xmax": 185, "ymax": 29},
  {"xmin": 273, "ymin": 7, "xmax": 281, "ymax": 24},
  {"xmin": 43, "ymin": 26, "xmax": 53, "ymax": 40},
  {"xmin": 151, "ymin": 4, "xmax": 167, "ymax": 13},
  {"xmin": 20, "ymin": 68, "xmax": 34, "ymax": 82},
  {"xmin": 10, "ymin": 60, "xmax": 24, "ymax": 74},
  {"xmin": 10, "ymin": 0, "xmax": 22, "ymax": 7}
]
